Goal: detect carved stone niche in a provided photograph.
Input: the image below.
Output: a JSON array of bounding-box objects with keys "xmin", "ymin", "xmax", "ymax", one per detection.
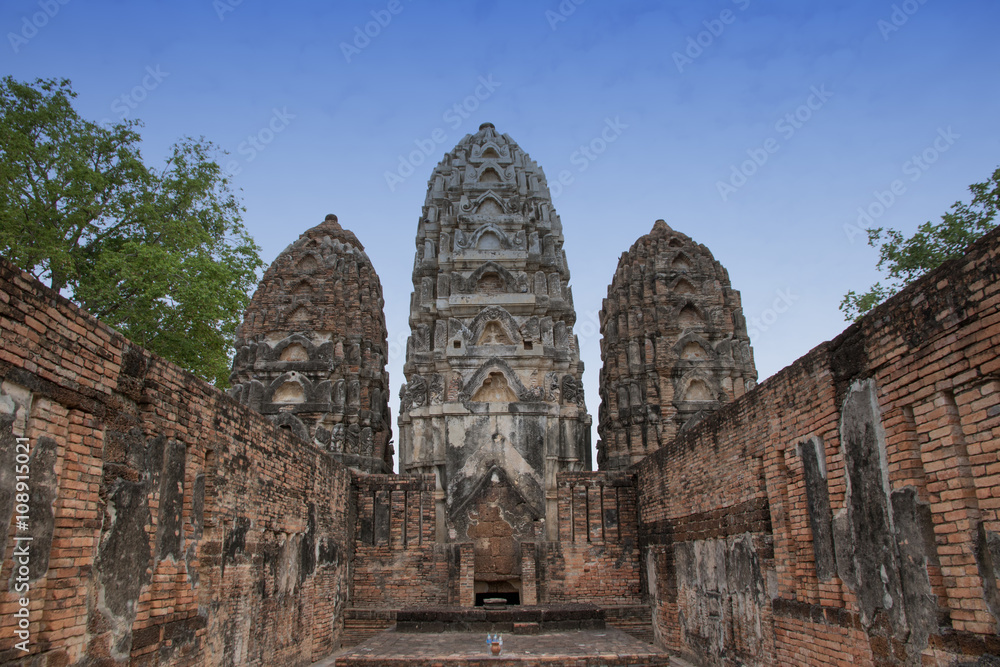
[
  {"xmin": 273, "ymin": 381, "xmax": 306, "ymax": 404},
  {"xmin": 478, "ymin": 321, "xmax": 512, "ymax": 345},
  {"xmin": 477, "ymin": 273, "xmax": 504, "ymax": 294},
  {"xmin": 428, "ymin": 375, "xmax": 445, "ymax": 405},
  {"xmin": 472, "ymin": 372, "xmax": 518, "ymax": 403}
]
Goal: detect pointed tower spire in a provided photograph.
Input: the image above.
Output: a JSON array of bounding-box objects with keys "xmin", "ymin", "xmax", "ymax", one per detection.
[{"xmin": 398, "ymin": 125, "xmax": 592, "ymax": 574}]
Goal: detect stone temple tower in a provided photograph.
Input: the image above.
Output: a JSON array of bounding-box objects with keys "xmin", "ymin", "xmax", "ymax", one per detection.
[
  {"xmin": 229, "ymin": 214, "xmax": 393, "ymax": 474},
  {"xmin": 597, "ymin": 220, "xmax": 756, "ymax": 471},
  {"xmin": 398, "ymin": 123, "xmax": 592, "ymax": 581}
]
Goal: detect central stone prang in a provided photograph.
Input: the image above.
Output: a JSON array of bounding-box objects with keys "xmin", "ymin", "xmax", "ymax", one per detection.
[{"xmin": 397, "ymin": 123, "xmax": 592, "ymax": 572}]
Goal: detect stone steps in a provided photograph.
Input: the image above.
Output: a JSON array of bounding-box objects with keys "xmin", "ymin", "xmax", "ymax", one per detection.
[
  {"xmin": 605, "ymin": 605, "xmax": 656, "ymax": 645},
  {"xmin": 394, "ymin": 602, "xmax": 606, "ymax": 633},
  {"xmin": 341, "ymin": 609, "xmax": 397, "ymax": 648},
  {"xmin": 341, "ymin": 604, "xmax": 655, "ymax": 648}
]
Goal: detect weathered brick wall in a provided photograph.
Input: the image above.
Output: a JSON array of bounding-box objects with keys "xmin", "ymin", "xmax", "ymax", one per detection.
[
  {"xmin": 638, "ymin": 434, "xmax": 775, "ymax": 665},
  {"xmin": 535, "ymin": 472, "xmax": 643, "ymax": 605},
  {"xmin": 349, "ymin": 474, "xmax": 463, "ymax": 609},
  {"xmin": 636, "ymin": 226, "xmax": 1000, "ymax": 666},
  {"xmin": 0, "ymin": 258, "xmax": 354, "ymax": 666}
]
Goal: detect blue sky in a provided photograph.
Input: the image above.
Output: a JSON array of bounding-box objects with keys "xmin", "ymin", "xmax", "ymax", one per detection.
[{"xmin": 4, "ymin": 0, "xmax": 999, "ymax": 456}]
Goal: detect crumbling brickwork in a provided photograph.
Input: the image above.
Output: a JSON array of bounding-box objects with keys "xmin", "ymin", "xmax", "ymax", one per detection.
[
  {"xmin": 538, "ymin": 472, "xmax": 642, "ymax": 605},
  {"xmin": 597, "ymin": 220, "xmax": 756, "ymax": 471},
  {"xmin": 637, "ymin": 226, "xmax": 1000, "ymax": 666},
  {"xmin": 0, "ymin": 258, "xmax": 354, "ymax": 666},
  {"xmin": 349, "ymin": 473, "xmax": 458, "ymax": 609}
]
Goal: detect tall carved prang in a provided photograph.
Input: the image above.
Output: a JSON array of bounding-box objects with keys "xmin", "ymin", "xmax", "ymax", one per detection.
[
  {"xmin": 397, "ymin": 123, "xmax": 592, "ymax": 597},
  {"xmin": 597, "ymin": 219, "xmax": 756, "ymax": 470},
  {"xmin": 229, "ymin": 214, "xmax": 393, "ymax": 473}
]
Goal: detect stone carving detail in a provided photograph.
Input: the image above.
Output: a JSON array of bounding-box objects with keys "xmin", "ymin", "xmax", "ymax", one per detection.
[
  {"xmin": 399, "ymin": 384, "xmax": 412, "ymax": 414},
  {"xmin": 458, "ymin": 358, "xmax": 532, "ymax": 404},
  {"xmin": 479, "ymin": 322, "xmax": 511, "ymax": 345},
  {"xmin": 229, "ymin": 214, "xmax": 393, "ymax": 473},
  {"xmin": 561, "ymin": 375, "xmax": 583, "ymax": 406},
  {"xmin": 470, "ymin": 306, "xmax": 522, "ymax": 346},
  {"xmin": 546, "ymin": 372, "xmax": 561, "ymax": 403},
  {"xmin": 428, "ymin": 374, "xmax": 445, "ymax": 405},
  {"xmin": 597, "ymin": 220, "xmax": 757, "ymax": 471},
  {"xmin": 461, "ymin": 191, "xmax": 507, "ymax": 215},
  {"xmin": 408, "ymin": 375, "xmax": 427, "ymax": 408}
]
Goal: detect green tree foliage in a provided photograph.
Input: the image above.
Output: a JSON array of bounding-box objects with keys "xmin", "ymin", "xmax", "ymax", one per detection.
[
  {"xmin": 0, "ymin": 77, "xmax": 264, "ymax": 387},
  {"xmin": 841, "ymin": 166, "xmax": 1000, "ymax": 320}
]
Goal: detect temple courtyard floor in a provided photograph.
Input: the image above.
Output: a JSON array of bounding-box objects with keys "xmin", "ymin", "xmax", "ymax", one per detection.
[{"xmin": 311, "ymin": 627, "xmax": 695, "ymax": 666}]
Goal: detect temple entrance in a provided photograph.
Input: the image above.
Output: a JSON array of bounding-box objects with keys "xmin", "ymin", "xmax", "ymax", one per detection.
[
  {"xmin": 454, "ymin": 466, "xmax": 542, "ymax": 608},
  {"xmin": 474, "ymin": 579, "xmax": 521, "ymax": 606}
]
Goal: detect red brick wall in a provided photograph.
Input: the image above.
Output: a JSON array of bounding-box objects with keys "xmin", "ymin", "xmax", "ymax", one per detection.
[
  {"xmin": 537, "ymin": 472, "xmax": 643, "ymax": 605},
  {"xmin": 636, "ymin": 227, "xmax": 1000, "ymax": 666},
  {"xmin": 0, "ymin": 259, "xmax": 354, "ymax": 666},
  {"xmin": 349, "ymin": 474, "xmax": 462, "ymax": 609}
]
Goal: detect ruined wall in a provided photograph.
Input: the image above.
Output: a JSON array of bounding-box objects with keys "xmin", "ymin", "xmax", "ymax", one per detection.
[
  {"xmin": 636, "ymin": 226, "xmax": 1000, "ymax": 666},
  {"xmin": 0, "ymin": 258, "xmax": 354, "ymax": 667},
  {"xmin": 533, "ymin": 472, "xmax": 642, "ymax": 606},
  {"xmin": 343, "ymin": 471, "xmax": 644, "ymax": 643},
  {"xmin": 349, "ymin": 473, "xmax": 467, "ymax": 609}
]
